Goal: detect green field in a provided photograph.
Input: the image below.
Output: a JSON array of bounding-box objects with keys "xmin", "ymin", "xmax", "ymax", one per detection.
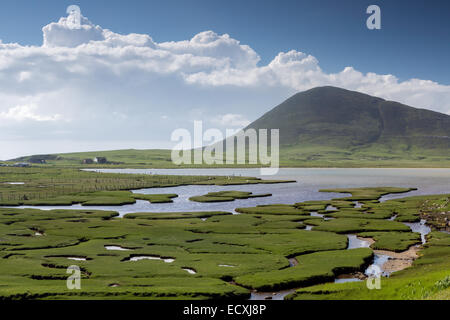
[
  {"xmin": 7, "ymin": 145, "xmax": 450, "ymax": 168},
  {"xmin": 286, "ymin": 232, "xmax": 450, "ymax": 300},
  {"xmin": 0, "ymin": 181, "xmax": 448, "ymax": 300},
  {"xmin": 0, "ymin": 167, "xmax": 291, "ymax": 206}
]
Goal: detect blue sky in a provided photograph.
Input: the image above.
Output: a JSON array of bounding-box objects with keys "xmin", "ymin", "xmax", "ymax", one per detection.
[
  {"xmin": 0, "ymin": 0, "xmax": 449, "ymax": 83},
  {"xmin": 0, "ymin": 0, "xmax": 449, "ymax": 159}
]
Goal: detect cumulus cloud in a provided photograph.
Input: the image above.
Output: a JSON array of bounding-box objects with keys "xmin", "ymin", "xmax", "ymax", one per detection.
[
  {"xmin": 0, "ymin": 104, "xmax": 61, "ymax": 122},
  {"xmin": 185, "ymin": 50, "xmax": 450, "ymax": 115},
  {"xmin": 43, "ymin": 12, "xmax": 104, "ymax": 47},
  {"xmin": 0, "ymin": 10, "xmax": 449, "ymax": 159},
  {"xmin": 211, "ymin": 114, "xmax": 251, "ymax": 127},
  {"xmin": 159, "ymin": 31, "xmax": 260, "ymax": 69}
]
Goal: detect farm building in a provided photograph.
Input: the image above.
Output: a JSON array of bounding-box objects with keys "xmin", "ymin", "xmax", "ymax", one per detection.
[
  {"xmin": 94, "ymin": 157, "xmax": 107, "ymax": 164},
  {"xmin": 13, "ymin": 163, "xmax": 30, "ymax": 167}
]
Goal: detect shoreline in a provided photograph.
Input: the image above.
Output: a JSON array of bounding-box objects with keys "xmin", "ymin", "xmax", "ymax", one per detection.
[
  {"xmin": 374, "ymin": 246, "xmax": 421, "ymax": 274},
  {"xmin": 356, "ymin": 235, "xmax": 423, "ymax": 275}
]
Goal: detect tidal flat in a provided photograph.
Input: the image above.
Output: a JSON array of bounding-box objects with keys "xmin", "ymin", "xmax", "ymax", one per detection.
[{"xmin": 0, "ymin": 168, "xmax": 448, "ymax": 300}]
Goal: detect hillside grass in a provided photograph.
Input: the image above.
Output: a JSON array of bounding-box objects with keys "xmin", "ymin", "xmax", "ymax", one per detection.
[{"xmin": 8, "ymin": 143, "xmax": 450, "ymax": 168}]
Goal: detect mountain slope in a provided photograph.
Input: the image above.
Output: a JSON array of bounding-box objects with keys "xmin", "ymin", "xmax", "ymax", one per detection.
[
  {"xmin": 9, "ymin": 86, "xmax": 450, "ymax": 167},
  {"xmin": 246, "ymin": 86, "xmax": 450, "ymax": 151}
]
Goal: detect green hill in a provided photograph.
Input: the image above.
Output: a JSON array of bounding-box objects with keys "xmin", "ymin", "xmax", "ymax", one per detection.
[
  {"xmin": 243, "ymin": 86, "xmax": 450, "ymax": 166},
  {"xmin": 248, "ymin": 86, "xmax": 449, "ymax": 149},
  {"xmin": 11, "ymin": 86, "xmax": 450, "ymax": 167}
]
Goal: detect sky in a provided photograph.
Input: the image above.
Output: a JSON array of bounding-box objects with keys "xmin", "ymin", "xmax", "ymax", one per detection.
[{"xmin": 0, "ymin": 0, "xmax": 449, "ymax": 159}]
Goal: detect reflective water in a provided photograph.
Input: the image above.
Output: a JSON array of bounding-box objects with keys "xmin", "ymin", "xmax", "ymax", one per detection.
[
  {"xmin": 334, "ymin": 278, "xmax": 362, "ymax": 284},
  {"xmin": 127, "ymin": 256, "xmax": 175, "ymax": 263},
  {"xmin": 182, "ymin": 268, "xmax": 197, "ymax": 274},
  {"xmin": 67, "ymin": 257, "xmax": 86, "ymax": 261},
  {"xmin": 347, "ymin": 235, "xmax": 371, "ymax": 249},
  {"xmin": 13, "ymin": 168, "xmax": 450, "ymax": 217},
  {"xmin": 403, "ymin": 219, "xmax": 431, "ymax": 244},
  {"xmin": 218, "ymin": 264, "xmax": 235, "ymax": 267},
  {"xmin": 310, "ymin": 212, "xmax": 323, "ymax": 218},
  {"xmin": 250, "ymin": 289, "xmax": 296, "ymax": 300},
  {"xmin": 366, "ymin": 254, "xmax": 391, "ymax": 277},
  {"xmin": 105, "ymin": 245, "xmax": 131, "ymax": 251},
  {"xmin": 10, "ymin": 168, "xmax": 448, "ymax": 300},
  {"xmin": 353, "ymin": 201, "xmax": 363, "ymax": 208}
]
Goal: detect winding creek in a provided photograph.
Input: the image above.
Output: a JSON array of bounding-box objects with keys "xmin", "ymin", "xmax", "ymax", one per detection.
[
  {"xmin": 403, "ymin": 219, "xmax": 431, "ymax": 244},
  {"xmin": 249, "ymin": 221, "xmax": 432, "ymax": 300},
  {"xmin": 7, "ymin": 168, "xmax": 449, "ymax": 300}
]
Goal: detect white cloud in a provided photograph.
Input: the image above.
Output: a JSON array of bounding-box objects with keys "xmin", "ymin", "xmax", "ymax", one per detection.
[
  {"xmin": 211, "ymin": 114, "xmax": 251, "ymax": 127},
  {"xmin": 0, "ymin": 104, "xmax": 61, "ymax": 122},
  {"xmin": 184, "ymin": 51, "xmax": 450, "ymax": 115},
  {"xmin": 159, "ymin": 31, "xmax": 260, "ymax": 69},
  {"xmin": 17, "ymin": 71, "xmax": 31, "ymax": 82},
  {"xmin": 43, "ymin": 14, "xmax": 104, "ymax": 48},
  {"xmin": 0, "ymin": 10, "xmax": 449, "ymax": 159}
]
